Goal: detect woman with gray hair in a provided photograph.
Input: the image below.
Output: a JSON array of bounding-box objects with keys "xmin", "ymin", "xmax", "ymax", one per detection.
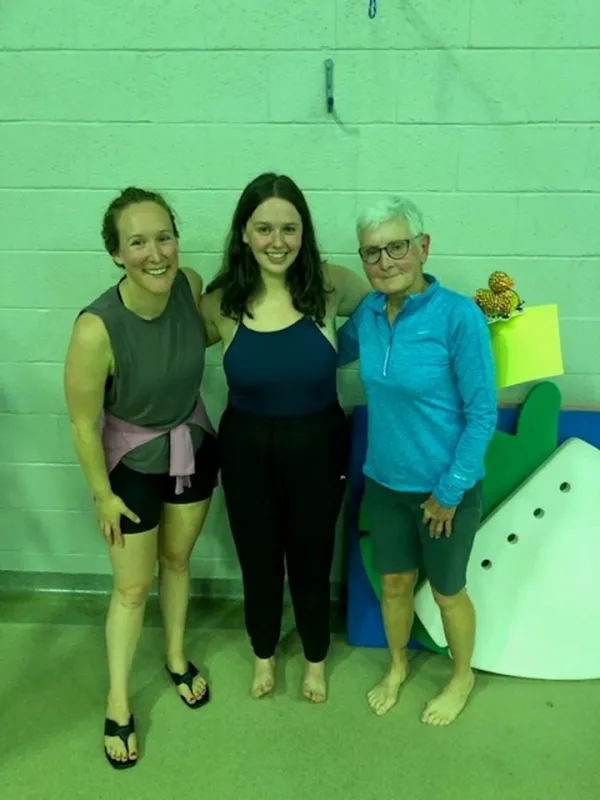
[{"xmin": 338, "ymin": 196, "xmax": 497, "ymax": 726}]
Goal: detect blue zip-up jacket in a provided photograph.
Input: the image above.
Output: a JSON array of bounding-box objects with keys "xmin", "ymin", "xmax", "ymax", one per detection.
[{"xmin": 337, "ymin": 275, "xmax": 498, "ymax": 507}]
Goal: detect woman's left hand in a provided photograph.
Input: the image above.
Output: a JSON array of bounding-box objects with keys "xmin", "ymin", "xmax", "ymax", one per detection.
[{"xmin": 421, "ymin": 496, "xmax": 456, "ymax": 538}]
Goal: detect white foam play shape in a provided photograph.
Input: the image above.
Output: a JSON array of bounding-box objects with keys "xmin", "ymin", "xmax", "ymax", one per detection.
[{"xmin": 414, "ymin": 437, "xmax": 600, "ymax": 680}]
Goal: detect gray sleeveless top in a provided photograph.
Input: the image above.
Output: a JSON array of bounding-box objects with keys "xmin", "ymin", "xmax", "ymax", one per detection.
[{"xmin": 83, "ymin": 269, "xmax": 207, "ymax": 474}]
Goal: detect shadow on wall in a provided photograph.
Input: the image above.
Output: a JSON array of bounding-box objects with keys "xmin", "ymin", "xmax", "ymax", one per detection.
[{"xmin": 400, "ymin": 0, "xmax": 504, "ymax": 123}]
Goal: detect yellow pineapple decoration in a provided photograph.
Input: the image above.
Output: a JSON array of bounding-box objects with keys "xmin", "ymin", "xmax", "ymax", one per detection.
[
  {"xmin": 474, "ymin": 271, "xmax": 523, "ymax": 321},
  {"xmin": 488, "ymin": 271, "xmax": 514, "ymax": 293}
]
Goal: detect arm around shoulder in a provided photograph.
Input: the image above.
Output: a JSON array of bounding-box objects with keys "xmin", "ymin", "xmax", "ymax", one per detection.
[
  {"xmin": 182, "ymin": 268, "xmax": 223, "ymax": 346},
  {"xmin": 327, "ymin": 263, "xmax": 371, "ymax": 317},
  {"xmin": 198, "ymin": 289, "xmax": 224, "ymax": 347},
  {"xmin": 182, "ymin": 267, "xmax": 204, "ymax": 305}
]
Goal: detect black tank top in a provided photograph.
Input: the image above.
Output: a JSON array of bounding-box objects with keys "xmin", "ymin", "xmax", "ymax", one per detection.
[
  {"xmin": 223, "ymin": 317, "xmax": 338, "ymax": 418},
  {"xmin": 82, "ymin": 269, "xmax": 206, "ymax": 473}
]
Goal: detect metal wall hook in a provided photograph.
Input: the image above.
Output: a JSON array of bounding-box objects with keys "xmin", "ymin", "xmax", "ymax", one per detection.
[{"xmin": 324, "ymin": 58, "xmax": 334, "ymax": 113}]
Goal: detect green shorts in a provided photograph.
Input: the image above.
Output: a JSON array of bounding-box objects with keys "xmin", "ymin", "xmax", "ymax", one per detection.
[{"xmin": 363, "ymin": 478, "xmax": 483, "ymax": 597}]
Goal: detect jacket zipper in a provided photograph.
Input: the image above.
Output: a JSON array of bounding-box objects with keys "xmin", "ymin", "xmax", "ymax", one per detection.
[{"xmin": 382, "ymin": 315, "xmax": 394, "ymax": 377}]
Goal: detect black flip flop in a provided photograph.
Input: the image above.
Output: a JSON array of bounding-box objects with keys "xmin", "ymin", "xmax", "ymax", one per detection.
[
  {"xmin": 166, "ymin": 661, "xmax": 210, "ymax": 709},
  {"xmin": 104, "ymin": 715, "xmax": 138, "ymax": 770}
]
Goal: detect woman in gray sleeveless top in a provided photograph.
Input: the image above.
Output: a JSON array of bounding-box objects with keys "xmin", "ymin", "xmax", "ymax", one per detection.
[{"xmin": 64, "ymin": 187, "xmax": 217, "ymax": 770}]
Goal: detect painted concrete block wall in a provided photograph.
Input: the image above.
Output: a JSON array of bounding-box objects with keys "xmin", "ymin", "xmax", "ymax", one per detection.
[{"xmin": 1, "ymin": 0, "xmax": 599, "ymax": 585}]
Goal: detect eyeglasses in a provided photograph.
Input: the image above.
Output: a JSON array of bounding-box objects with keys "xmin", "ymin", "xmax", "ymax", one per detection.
[{"xmin": 358, "ymin": 237, "xmax": 420, "ymax": 265}]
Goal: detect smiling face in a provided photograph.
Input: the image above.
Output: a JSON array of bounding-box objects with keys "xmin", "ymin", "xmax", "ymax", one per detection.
[
  {"xmin": 242, "ymin": 197, "xmax": 303, "ymax": 278},
  {"xmin": 113, "ymin": 201, "xmax": 179, "ymax": 295},
  {"xmin": 358, "ymin": 216, "xmax": 430, "ymax": 298}
]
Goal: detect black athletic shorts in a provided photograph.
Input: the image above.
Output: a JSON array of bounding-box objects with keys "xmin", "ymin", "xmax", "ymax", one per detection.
[{"xmin": 108, "ymin": 432, "xmax": 219, "ymax": 534}]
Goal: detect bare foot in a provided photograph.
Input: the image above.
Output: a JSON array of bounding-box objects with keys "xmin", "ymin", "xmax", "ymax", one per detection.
[
  {"xmin": 367, "ymin": 661, "xmax": 409, "ymax": 716},
  {"xmin": 421, "ymin": 670, "xmax": 475, "ymax": 726},
  {"xmin": 251, "ymin": 657, "xmax": 275, "ymax": 699},
  {"xmin": 104, "ymin": 698, "xmax": 137, "ymax": 765},
  {"xmin": 302, "ymin": 661, "xmax": 327, "ymax": 703},
  {"xmin": 167, "ymin": 657, "xmax": 208, "ymax": 705}
]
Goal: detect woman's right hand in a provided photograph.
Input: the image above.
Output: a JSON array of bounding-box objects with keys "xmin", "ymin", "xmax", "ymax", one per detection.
[{"xmin": 95, "ymin": 492, "xmax": 141, "ymax": 548}]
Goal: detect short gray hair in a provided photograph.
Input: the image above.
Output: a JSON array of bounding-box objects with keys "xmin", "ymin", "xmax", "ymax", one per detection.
[{"xmin": 356, "ymin": 196, "xmax": 424, "ymax": 238}]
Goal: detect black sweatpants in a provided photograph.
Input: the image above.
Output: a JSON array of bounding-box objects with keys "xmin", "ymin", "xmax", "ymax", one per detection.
[{"xmin": 218, "ymin": 403, "xmax": 349, "ymax": 663}]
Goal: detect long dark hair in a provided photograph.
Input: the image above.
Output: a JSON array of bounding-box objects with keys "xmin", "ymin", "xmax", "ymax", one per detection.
[{"xmin": 206, "ymin": 173, "xmax": 331, "ymax": 324}]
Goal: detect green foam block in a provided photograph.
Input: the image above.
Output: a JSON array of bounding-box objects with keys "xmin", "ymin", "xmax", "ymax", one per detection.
[
  {"xmin": 357, "ymin": 380, "xmax": 562, "ymax": 654},
  {"xmin": 481, "ymin": 381, "xmax": 561, "ymax": 518}
]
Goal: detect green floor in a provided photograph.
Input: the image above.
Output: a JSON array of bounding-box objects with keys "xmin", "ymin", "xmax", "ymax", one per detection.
[{"xmin": 1, "ymin": 591, "xmax": 598, "ymax": 800}]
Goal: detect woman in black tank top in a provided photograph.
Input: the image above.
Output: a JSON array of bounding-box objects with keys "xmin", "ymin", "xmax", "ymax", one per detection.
[
  {"xmin": 64, "ymin": 188, "xmax": 217, "ymax": 769},
  {"xmin": 201, "ymin": 173, "xmax": 370, "ymax": 704}
]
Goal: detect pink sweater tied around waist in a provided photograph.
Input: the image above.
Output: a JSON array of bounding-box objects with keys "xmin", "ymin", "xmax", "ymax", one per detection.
[{"xmin": 102, "ymin": 398, "xmax": 215, "ymax": 495}]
